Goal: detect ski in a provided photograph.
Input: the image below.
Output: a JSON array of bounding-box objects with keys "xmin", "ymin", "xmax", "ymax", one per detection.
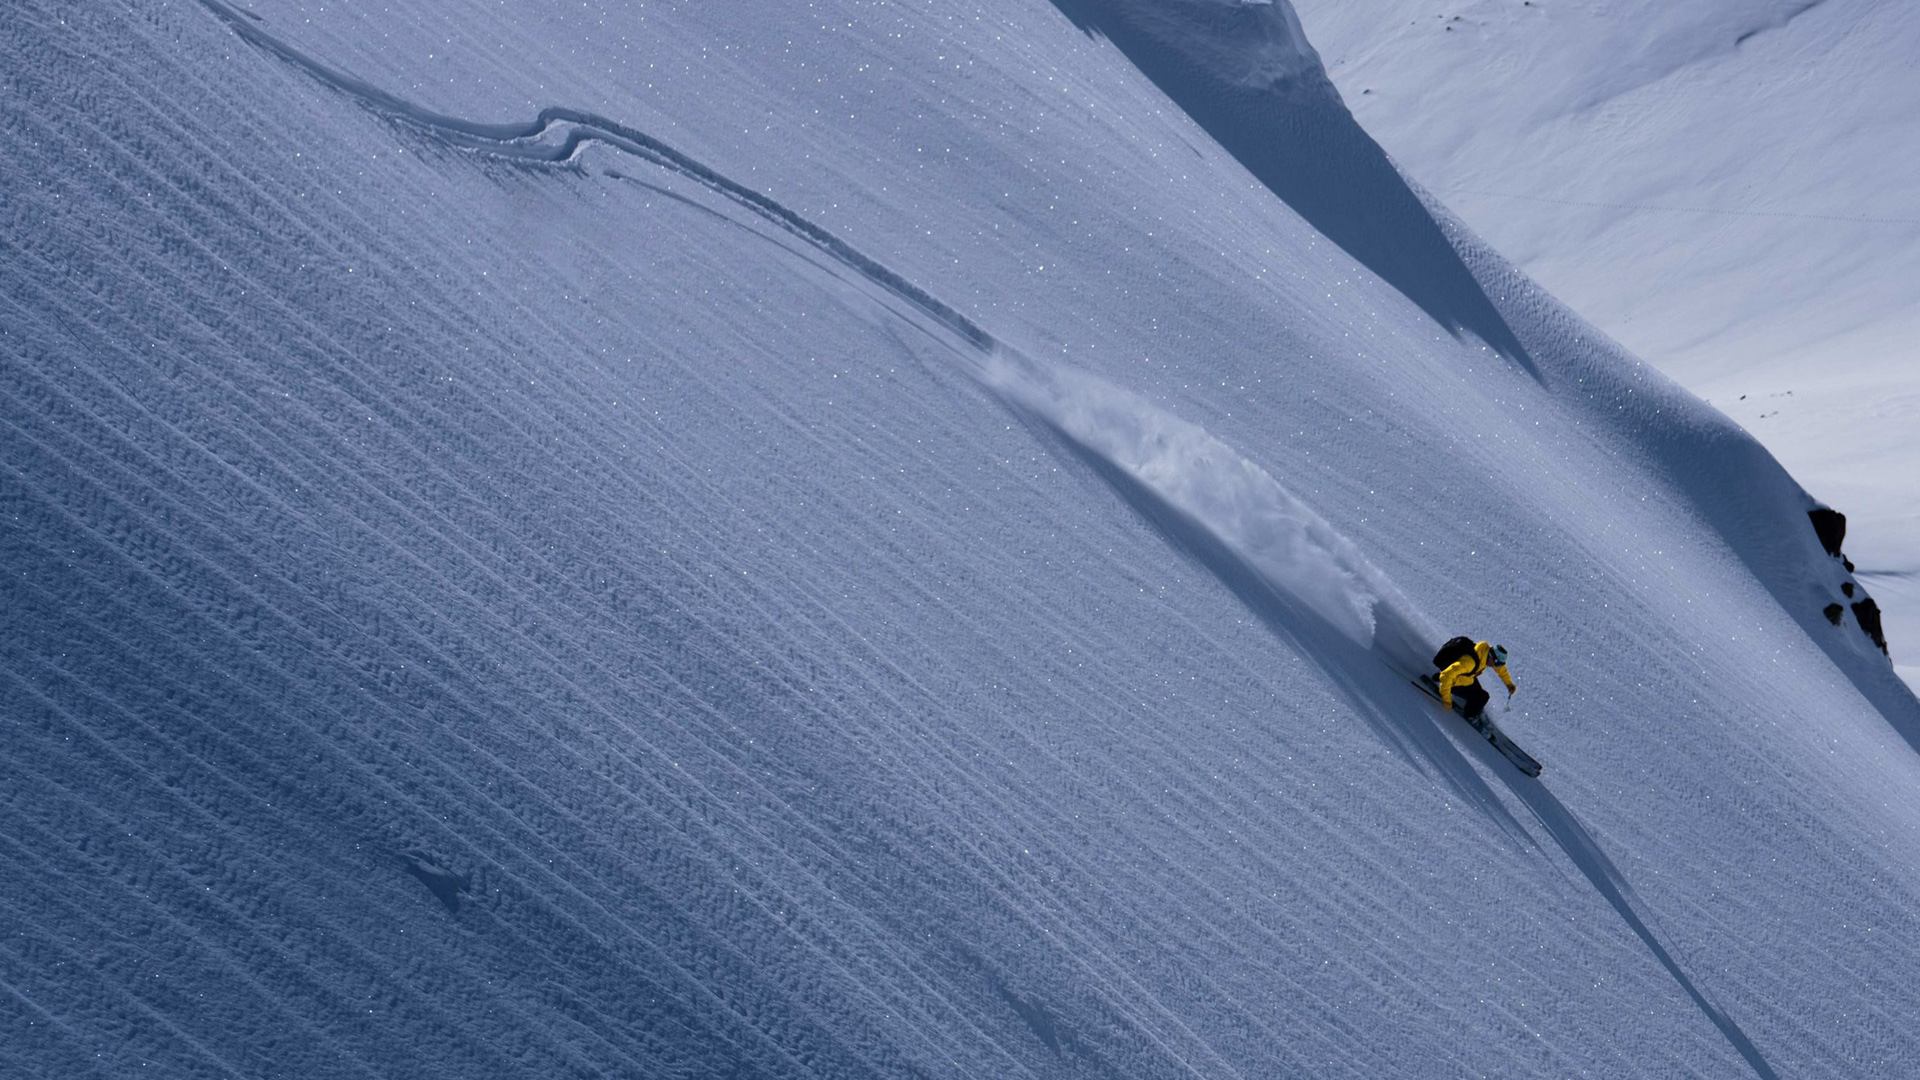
[{"xmin": 1413, "ymin": 676, "xmax": 1542, "ymax": 777}]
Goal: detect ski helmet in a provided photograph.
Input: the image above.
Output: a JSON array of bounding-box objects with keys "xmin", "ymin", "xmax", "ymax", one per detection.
[{"xmin": 1490, "ymin": 644, "xmax": 1509, "ymax": 665}]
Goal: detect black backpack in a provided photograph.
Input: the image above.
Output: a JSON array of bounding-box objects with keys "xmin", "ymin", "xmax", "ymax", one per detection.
[{"xmin": 1432, "ymin": 635, "xmax": 1477, "ymax": 671}]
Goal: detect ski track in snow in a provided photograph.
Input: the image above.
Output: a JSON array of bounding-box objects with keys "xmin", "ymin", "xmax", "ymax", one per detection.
[
  {"xmin": 172, "ymin": 3, "xmax": 1797, "ymax": 1075},
  {"xmin": 986, "ymin": 358, "xmax": 1784, "ymax": 1079},
  {"xmin": 195, "ymin": 0, "xmax": 994, "ymax": 359}
]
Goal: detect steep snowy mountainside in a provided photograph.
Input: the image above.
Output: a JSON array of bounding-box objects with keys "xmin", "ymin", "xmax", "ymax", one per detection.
[
  {"xmin": 6, "ymin": 1, "xmax": 1920, "ymax": 1077},
  {"xmin": 1291, "ymin": 0, "xmax": 1919, "ymax": 375},
  {"xmin": 1292, "ymin": 0, "xmax": 1920, "ymax": 689}
]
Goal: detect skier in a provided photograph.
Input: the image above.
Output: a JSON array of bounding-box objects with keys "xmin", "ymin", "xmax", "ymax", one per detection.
[{"xmin": 1431, "ymin": 638, "xmax": 1514, "ymax": 719}]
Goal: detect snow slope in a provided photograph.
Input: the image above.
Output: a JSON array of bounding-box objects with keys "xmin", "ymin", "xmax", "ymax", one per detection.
[
  {"xmin": 1292, "ymin": 0, "xmax": 1920, "ymax": 690},
  {"xmin": 4, "ymin": 0, "xmax": 1920, "ymax": 1076}
]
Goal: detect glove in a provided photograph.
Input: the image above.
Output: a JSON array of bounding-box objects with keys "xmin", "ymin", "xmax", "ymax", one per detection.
[{"xmin": 1507, "ymin": 685, "xmax": 1516, "ymax": 697}]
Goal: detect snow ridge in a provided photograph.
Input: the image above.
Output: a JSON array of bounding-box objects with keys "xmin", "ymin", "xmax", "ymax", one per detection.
[
  {"xmin": 195, "ymin": 0, "xmax": 992, "ymax": 356},
  {"xmin": 1054, "ymin": 0, "xmax": 1538, "ymax": 372}
]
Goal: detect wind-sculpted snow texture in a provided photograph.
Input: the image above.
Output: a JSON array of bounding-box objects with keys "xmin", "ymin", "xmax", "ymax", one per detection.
[{"xmin": 6, "ymin": 0, "xmax": 1920, "ymax": 1078}]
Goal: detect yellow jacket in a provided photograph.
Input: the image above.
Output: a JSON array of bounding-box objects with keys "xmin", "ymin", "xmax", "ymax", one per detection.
[{"xmin": 1437, "ymin": 640, "xmax": 1515, "ymax": 707}]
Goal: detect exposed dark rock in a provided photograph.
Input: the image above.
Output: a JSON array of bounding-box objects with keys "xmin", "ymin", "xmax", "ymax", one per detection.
[
  {"xmin": 1808, "ymin": 507, "xmax": 1847, "ymax": 557},
  {"xmin": 1842, "ymin": 582, "xmax": 1856, "ymax": 598},
  {"xmin": 1824, "ymin": 603, "xmax": 1845, "ymax": 626},
  {"xmin": 1852, "ymin": 598, "xmax": 1890, "ymax": 656}
]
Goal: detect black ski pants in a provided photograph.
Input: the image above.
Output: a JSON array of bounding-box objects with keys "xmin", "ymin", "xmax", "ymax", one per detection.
[{"xmin": 1455, "ymin": 679, "xmax": 1490, "ymax": 719}]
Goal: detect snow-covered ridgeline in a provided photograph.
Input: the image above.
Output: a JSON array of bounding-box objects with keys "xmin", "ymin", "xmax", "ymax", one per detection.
[{"xmin": 1291, "ymin": 0, "xmax": 1920, "ymax": 690}]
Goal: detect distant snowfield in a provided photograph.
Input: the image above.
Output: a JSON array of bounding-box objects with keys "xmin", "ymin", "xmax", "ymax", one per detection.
[
  {"xmin": 1293, "ymin": 0, "xmax": 1920, "ymax": 690},
  {"xmin": 5, "ymin": 1, "xmax": 1920, "ymax": 1077}
]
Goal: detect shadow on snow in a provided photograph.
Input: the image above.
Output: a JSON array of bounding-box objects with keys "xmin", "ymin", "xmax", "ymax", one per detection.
[
  {"xmin": 1050, "ymin": 0, "xmax": 1540, "ymax": 382},
  {"xmin": 1031, "ymin": 408, "xmax": 1780, "ymax": 1080}
]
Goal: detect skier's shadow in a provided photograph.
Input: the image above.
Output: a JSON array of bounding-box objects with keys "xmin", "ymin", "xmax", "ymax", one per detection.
[
  {"xmin": 1058, "ymin": 433, "xmax": 1779, "ymax": 1080},
  {"xmin": 1051, "ymin": 434, "xmax": 1541, "ymax": 848},
  {"xmin": 1496, "ymin": 778, "xmax": 1781, "ymax": 1079}
]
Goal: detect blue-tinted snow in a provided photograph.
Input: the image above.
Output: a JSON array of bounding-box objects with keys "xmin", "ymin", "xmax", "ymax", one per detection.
[{"xmin": 3, "ymin": 1, "xmax": 1918, "ymax": 1077}]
